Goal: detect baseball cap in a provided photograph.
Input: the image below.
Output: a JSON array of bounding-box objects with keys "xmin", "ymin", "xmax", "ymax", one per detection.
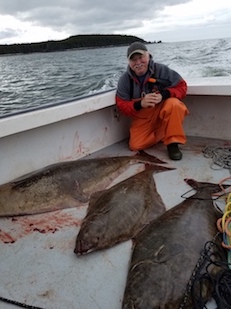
[{"xmin": 127, "ymin": 42, "xmax": 148, "ymax": 59}]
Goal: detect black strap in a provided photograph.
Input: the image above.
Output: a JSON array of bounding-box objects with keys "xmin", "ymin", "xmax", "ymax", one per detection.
[
  {"xmin": 130, "ymin": 77, "xmax": 134, "ymax": 99},
  {"xmin": 129, "ymin": 73, "xmax": 171, "ymax": 99}
]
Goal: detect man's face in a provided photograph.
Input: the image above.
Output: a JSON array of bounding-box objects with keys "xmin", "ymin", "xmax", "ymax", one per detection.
[{"xmin": 128, "ymin": 52, "xmax": 150, "ymax": 76}]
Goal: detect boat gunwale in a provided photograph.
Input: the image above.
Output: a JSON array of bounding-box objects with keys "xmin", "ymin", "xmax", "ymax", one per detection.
[{"xmin": 0, "ymin": 78, "xmax": 231, "ymax": 139}]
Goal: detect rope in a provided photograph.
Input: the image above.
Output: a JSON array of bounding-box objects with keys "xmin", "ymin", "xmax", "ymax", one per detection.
[
  {"xmin": 191, "ymin": 240, "xmax": 231, "ymax": 309},
  {"xmin": 216, "ymin": 193, "xmax": 231, "ymax": 267},
  {"xmin": 0, "ymin": 296, "xmax": 45, "ymax": 309},
  {"xmin": 180, "ymin": 237, "xmax": 231, "ymax": 309},
  {"xmin": 203, "ymin": 145, "xmax": 231, "ymax": 170},
  {"xmin": 214, "ymin": 269, "xmax": 231, "ymax": 308}
]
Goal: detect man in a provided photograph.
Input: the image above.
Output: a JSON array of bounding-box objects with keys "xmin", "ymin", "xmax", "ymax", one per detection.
[{"xmin": 116, "ymin": 41, "xmax": 189, "ymax": 160}]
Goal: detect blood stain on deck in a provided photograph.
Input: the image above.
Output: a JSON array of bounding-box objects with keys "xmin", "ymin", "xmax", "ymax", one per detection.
[{"xmin": 0, "ymin": 209, "xmax": 84, "ymax": 244}]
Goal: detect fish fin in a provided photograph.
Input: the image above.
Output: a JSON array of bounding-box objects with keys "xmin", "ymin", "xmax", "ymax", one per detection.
[
  {"xmin": 88, "ymin": 190, "xmax": 106, "ymax": 207},
  {"xmin": 133, "ymin": 150, "xmax": 167, "ymax": 164},
  {"xmin": 144, "ymin": 163, "xmax": 175, "ymax": 172},
  {"xmin": 153, "ymin": 243, "xmax": 184, "ymax": 263}
]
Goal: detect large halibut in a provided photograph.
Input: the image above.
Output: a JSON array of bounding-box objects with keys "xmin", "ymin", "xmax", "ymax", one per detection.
[
  {"xmin": 74, "ymin": 164, "xmax": 173, "ymax": 255},
  {"xmin": 122, "ymin": 179, "xmax": 226, "ymax": 309},
  {"xmin": 0, "ymin": 151, "xmax": 165, "ymax": 217}
]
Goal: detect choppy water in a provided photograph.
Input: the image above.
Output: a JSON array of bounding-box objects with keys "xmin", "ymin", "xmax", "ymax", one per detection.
[{"xmin": 0, "ymin": 37, "xmax": 231, "ymax": 116}]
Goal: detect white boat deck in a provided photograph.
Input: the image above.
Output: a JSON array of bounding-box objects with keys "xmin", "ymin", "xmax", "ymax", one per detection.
[{"xmin": 0, "ymin": 135, "xmax": 230, "ymax": 309}]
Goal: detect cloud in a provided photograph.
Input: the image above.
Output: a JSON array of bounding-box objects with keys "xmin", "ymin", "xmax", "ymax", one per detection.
[
  {"xmin": 0, "ymin": 0, "xmax": 190, "ymax": 30},
  {"xmin": 0, "ymin": 27, "xmax": 17, "ymax": 40},
  {"xmin": 0, "ymin": 0, "xmax": 230, "ymax": 44}
]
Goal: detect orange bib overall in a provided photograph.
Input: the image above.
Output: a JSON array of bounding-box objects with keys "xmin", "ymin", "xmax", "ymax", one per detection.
[{"xmin": 129, "ymin": 97, "xmax": 189, "ymax": 151}]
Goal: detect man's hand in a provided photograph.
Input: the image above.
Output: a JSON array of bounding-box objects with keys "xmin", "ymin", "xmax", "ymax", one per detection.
[{"xmin": 141, "ymin": 92, "xmax": 162, "ymax": 108}]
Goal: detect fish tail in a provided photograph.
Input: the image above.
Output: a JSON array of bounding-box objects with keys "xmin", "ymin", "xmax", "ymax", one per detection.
[{"xmin": 184, "ymin": 178, "xmax": 227, "ymax": 195}]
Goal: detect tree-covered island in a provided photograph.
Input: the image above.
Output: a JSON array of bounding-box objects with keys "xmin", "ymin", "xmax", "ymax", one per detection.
[{"xmin": 0, "ymin": 34, "xmax": 156, "ymax": 55}]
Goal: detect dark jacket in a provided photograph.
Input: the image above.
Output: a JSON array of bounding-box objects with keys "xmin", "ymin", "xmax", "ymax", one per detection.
[{"xmin": 116, "ymin": 56, "xmax": 187, "ymax": 117}]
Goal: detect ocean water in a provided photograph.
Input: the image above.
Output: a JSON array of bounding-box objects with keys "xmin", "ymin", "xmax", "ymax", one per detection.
[{"xmin": 0, "ymin": 37, "xmax": 231, "ymax": 116}]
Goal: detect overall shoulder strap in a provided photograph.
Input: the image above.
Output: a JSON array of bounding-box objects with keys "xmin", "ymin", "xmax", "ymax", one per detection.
[{"xmin": 130, "ymin": 77, "xmax": 134, "ymax": 99}]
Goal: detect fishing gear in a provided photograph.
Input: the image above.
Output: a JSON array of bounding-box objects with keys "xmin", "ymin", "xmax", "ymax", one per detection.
[
  {"xmin": 178, "ymin": 234, "xmax": 227, "ymax": 309},
  {"xmin": 190, "ymin": 240, "xmax": 231, "ymax": 309},
  {"xmin": 203, "ymin": 145, "xmax": 231, "ymax": 170},
  {"xmin": 182, "ymin": 191, "xmax": 231, "ymax": 308}
]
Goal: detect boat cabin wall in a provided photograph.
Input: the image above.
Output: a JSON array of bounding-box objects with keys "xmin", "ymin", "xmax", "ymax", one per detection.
[
  {"xmin": 184, "ymin": 77, "xmax": 231, "ymax": 140},
  {"xmin": 184, "ymin": 94, "xmax": 231, "ymax": 140},
  {"xmin": 0, "ymin": 101, "xmax": 130, "ymax": 185}
]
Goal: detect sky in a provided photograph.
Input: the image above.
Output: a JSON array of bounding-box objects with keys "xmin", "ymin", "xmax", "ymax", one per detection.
[{"xmin": 0, "ymin": 0, "xmax": 231, "ymax": 45}]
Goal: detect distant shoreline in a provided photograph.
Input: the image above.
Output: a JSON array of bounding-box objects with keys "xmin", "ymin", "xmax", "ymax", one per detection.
[
  {"xmin": 0, "ymin": 44, "xmax": 128, "ymax": 57},
  {"xmin": 0, "ymin": 34, "xmax": 159, "ymax": 56}
]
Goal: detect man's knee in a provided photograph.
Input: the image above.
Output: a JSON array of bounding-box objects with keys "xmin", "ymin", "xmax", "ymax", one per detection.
[
  {"xmin": 161, "ymin": 98, "xmax": 188, "ymax": 116},
  {"xmin": 129, "ymin": 134, "xmax": 156, "ymax": 151},
  {"xmin": 129, "ymin": 139, "xmax": 143, "ymax": 151},
  {"xmin": 164, "ymin": 97, "xmax": 183, "ymax": 108}
]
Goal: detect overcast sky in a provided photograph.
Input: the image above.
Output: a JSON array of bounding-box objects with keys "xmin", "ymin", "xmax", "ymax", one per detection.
[{"xmin": 0, "ymin": 0, "xmax": 230, "ymax": 45}]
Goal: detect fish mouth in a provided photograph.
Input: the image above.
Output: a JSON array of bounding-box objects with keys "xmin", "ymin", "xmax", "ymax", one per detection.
[{"xmin": 74, "ymin": 239, "xmax": 93, "ymax": 255}]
